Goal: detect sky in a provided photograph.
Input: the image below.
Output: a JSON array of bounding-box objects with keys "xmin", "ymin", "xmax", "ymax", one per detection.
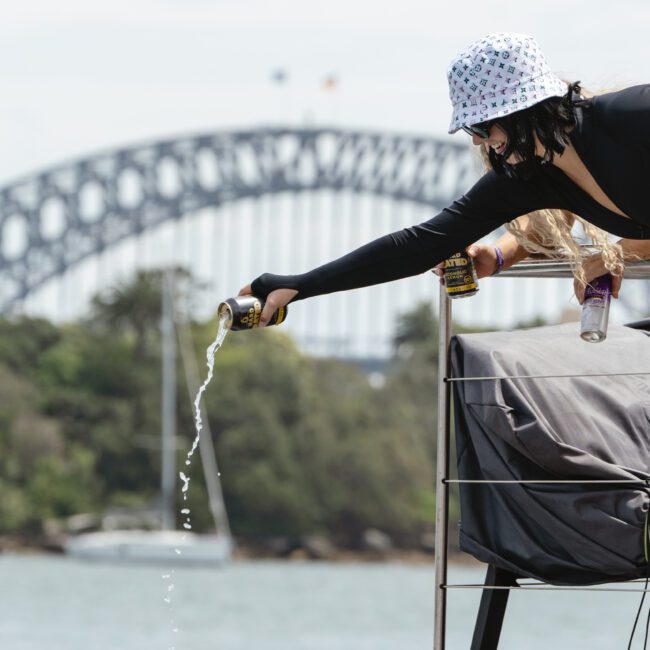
[{"xmin": 1, "ymin": 0, "xmax": 649, "ymax": 185}]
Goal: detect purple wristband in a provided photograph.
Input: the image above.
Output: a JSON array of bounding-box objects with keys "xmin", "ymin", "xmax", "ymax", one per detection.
[{"xmin": 492, "ymin": 246, "xmax": 504, "ymax": 275}]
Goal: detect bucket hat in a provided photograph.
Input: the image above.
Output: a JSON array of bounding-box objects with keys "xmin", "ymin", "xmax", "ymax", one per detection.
[{"xmin": 447, "ymin": 33, "xmax": 567, "ymax": 134}]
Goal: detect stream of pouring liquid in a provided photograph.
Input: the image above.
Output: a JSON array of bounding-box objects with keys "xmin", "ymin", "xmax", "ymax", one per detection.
[
  {"xmin": 177, "ymin": 313, "xmax": 230, "ymax": 525},
  {"xmin": 164, "ymin": 314, "xmax": 230, "ymax": 650}
]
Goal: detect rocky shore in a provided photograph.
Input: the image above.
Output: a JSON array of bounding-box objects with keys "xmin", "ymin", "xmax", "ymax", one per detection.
[{"xmin": 0, "ymin": 528, "xmax": 471, "ymax": 564}]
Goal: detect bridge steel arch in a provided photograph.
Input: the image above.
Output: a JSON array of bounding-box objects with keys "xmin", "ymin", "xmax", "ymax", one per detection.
[{"xmin": 0, "ymin": 128, "xmax": 477, "ymax": 312}]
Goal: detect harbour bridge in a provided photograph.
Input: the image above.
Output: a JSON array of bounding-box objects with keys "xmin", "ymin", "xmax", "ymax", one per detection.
[{"xmin": 0, "ymin": 127, "xmax": 646, "ymax": 359}]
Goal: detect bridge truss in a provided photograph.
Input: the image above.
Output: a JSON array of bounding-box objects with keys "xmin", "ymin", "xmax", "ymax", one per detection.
[
  {"xmin": 0, "ymin": 128, "xmax": 477, "ymax": 314},
  {"xmin": 2, "ymin": 127, "xmax": 643, "ymax": 357}
]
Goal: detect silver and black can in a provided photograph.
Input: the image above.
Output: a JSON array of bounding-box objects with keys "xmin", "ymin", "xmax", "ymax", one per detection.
[
  {"xmin": 443, "ymin": 251, "xmax": 479, "ymax": 299},
  {"xmin": 580, "ymin": 274, "xmax": 612, "ymax": 343},
  {"xmin": 218, "ymin": 296, "xmax": 288, "ymax": 331}
]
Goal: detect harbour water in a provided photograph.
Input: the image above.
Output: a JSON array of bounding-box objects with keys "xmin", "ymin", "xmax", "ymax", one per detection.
[{"xmin": 0, "ymin": 554, "xmax": 644, "ymax": 649}]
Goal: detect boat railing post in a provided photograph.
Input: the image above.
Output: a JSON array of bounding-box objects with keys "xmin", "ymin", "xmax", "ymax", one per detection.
[{"xmin": 433, "ymin": 283, "xmax": 452, "ymax": 650}]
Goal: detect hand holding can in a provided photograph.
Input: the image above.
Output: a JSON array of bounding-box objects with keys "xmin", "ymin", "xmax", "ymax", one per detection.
[
  {"xmin": 441, "ymin": 251, "xmax": 479, "ymax": 299},
  {"xmin": 219, "ymin": 295, "xmax": 288, "ymax": 331}
]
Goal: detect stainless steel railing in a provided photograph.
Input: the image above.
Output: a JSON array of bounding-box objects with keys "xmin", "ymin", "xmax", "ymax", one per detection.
[{"xmin": 432, "ymin": 259, "xmax": 650, "ymax": 649}]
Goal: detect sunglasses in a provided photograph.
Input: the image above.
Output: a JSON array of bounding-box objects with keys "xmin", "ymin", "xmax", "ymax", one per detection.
[{"xmin": 461, "ymin": 119, "xmax": 496, "ymax": 139}]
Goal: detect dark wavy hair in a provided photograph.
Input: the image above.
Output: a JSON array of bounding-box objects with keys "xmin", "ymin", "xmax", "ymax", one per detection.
[{"xmin": 487, "ymin": 81, "xmax": 584, "ymax": 178}]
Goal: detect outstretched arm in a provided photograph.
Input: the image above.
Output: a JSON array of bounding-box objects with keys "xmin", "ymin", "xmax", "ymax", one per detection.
[{"xmin": 239, "ymin": 171, "xmax": 547, "ymax": 326}]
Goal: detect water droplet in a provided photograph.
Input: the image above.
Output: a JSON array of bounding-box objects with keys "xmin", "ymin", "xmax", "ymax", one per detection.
[
  {"xmin": 181, "ymin": 508, "xmax": 190, "ymax": 514},
  {"xmin": 167, "ymin": 584, "xmax": 175, "ymax": 592},
  {"xmin": 183, "ymin": 523, "xmax": 192, "ymax": 530},
  {"xmin": 178, "ymin": 472, "xmax": 190, "ymax": 493},
  {"xmin": 174, "ymin": 548, "xmax": 181, "ymax": 555},
  {"xmin": 162, "ymin": 573, "xmax": 171, "ymax": 579},
  {"xmin": 164, "ymin": 597, "xmax": 171, "ymax": 604}
]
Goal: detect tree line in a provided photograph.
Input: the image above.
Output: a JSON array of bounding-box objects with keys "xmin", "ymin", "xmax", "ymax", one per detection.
[{"xmin": 0, "ymin": 269, "xmax": 472, "ymax": 550}]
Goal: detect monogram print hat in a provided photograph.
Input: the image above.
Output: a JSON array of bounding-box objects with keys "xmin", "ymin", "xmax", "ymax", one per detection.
[{"xmin": 447, "ymin": 33, "xmax": 567, "ymax": 134}]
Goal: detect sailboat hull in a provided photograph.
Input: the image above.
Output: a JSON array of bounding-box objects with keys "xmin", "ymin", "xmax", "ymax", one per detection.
[{"xmin": 64, "ymin": 530, "xmax": 233, "ymax": 565}]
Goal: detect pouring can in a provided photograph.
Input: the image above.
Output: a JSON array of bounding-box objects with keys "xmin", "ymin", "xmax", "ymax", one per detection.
[{"xmin": 218, "ymin": 296, "xmax": 288, "ymax": 331}]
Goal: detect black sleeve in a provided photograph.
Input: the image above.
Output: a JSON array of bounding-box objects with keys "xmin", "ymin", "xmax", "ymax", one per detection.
[
  {"xmin": 252, "ymin": 170, "xmax": 548, "ymax": 301},
  {"xmin": 593, "ymin": 85, "xmax": 650, "ymax": 147}
]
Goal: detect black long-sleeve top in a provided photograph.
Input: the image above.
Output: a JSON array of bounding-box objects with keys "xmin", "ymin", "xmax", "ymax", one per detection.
[{"xmin": 252, "ymin": 85, "xmax": 650, "ymax": 301}]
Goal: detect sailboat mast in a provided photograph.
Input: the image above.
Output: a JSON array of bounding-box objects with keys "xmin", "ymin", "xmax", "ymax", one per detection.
[{"xmin": 160, "ymin": 270, "xmax": 177, "ymax": 531}]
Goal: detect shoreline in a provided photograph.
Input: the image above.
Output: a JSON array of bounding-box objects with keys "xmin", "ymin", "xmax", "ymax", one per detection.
[
  {"xmin": 0, "ymin": 537, "xmax": 481, "ymax": 567},
  {"xmin": 233, "ymin": 543, "xmax": 480, "ymax": 566}
]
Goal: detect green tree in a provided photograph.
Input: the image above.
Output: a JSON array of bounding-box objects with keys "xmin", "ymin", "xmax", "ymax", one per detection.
[{"xmin": 0, "ymin": 278, "xmax": 467, "ymax": 550}]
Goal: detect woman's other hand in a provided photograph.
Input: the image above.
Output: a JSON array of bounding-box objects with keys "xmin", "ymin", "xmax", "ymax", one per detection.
[
  {"xmin": 573, "ymin": 253, "xmax": 622, "ymax": 304},
  {"xmin": 238, "ymin": 283, "xmax": 298, "ymax": 327},
  {"xmin": 467, "ymin": 244, "xmax": 500, "ymax": 278},
  {"xmin": 432, "ymin": 244, "xmax": 499, "ymax": 283}
]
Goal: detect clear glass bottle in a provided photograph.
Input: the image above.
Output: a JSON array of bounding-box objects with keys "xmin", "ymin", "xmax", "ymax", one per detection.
[{"xmin": 580, "ymin": 274, "xmax": 612, "ymax": 343}]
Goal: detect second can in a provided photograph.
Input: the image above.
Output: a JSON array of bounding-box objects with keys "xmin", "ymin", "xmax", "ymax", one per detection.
[{"xmin": 443, "ymin": 252, "xmax": 479, "ymax": 298}]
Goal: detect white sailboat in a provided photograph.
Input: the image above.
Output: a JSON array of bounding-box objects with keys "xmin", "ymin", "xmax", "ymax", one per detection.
[
  {"xmin": 64, "ymin": 529, "xmax": 232, "ymax": 564},
  {"xmin": 65, "ymin": 271, "xmax": 233, "ymax": 565}
]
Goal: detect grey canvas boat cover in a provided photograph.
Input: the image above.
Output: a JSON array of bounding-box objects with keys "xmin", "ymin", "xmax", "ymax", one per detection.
[{"xmin": 451, "ymin": 322, "xmax": 650, "ymax": 585}]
